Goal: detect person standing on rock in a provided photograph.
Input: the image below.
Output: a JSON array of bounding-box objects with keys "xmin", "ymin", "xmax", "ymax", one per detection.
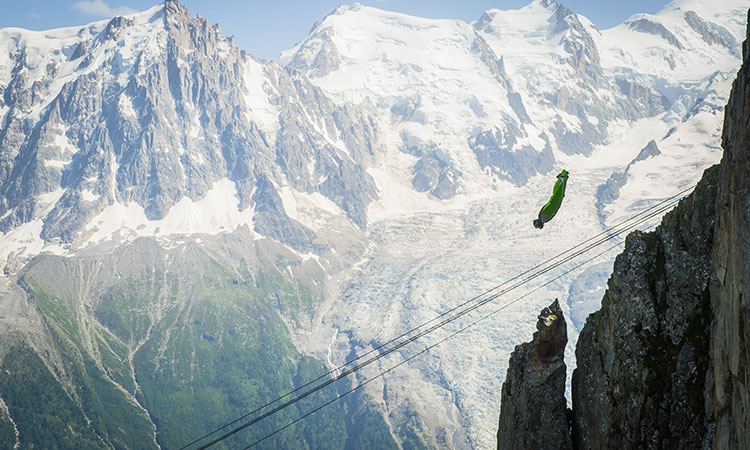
[{"xmin": 533, "ymin": 170, "xmax": 569, "ymax": 229}]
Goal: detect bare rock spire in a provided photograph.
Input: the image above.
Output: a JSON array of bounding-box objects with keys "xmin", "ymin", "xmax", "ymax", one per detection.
[{"xmin": 497, "ymin": 299, "xmax": 572, "ymax": 450}]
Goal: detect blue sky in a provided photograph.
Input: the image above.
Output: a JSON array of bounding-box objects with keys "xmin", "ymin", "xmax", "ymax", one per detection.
[{"xmin": 1, "ymin": 0, "xmax": 671, "ymax": 60}]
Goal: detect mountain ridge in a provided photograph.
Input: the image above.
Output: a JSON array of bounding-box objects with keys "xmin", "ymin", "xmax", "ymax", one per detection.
[{"xmin": 0, "ymin": 0, "xmax": 379, "ymax": 252}]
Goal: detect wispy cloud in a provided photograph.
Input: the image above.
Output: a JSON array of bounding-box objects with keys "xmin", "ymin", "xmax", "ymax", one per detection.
[
  {"xmin": 73, "ymin": 0, "xmax": 136, "ymax": 18},
  {"xmin": 28, "ymin": 12, "xmax": 42, "ymax": 20}
]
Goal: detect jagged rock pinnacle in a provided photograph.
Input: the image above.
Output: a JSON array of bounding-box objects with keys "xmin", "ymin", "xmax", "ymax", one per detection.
[
  {"xmin": 497, "ymin": 298, "xmax": 572, "ymax": 450},
  {"xmin": 529, "ymin": 298, "xmax": 568, "ymax": 372}
]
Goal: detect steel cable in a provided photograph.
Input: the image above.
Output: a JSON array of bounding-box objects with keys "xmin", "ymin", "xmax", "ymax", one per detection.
[{"xmin": 183, "ymin": 187, "xmax": 692, "ymax": 449}]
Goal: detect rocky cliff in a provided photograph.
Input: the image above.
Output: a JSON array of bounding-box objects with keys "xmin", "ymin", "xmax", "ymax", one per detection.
[
  {"xmin": 709, "ymin": 8, "xmax": 750, "ymax": 448},
  {"xmin": 498, "ymin": 10, "xmax": 750, "ymax": 450},
  {"xmin": 572, "ymin": 164, "xmax": 718, "ymax": 449}
]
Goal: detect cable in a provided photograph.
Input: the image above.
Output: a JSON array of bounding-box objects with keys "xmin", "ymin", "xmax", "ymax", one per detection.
[
  {"xmin": 180, "ymin": 186, "xmax": 693, "ymax": 449},
  {"xmin": 187, "ymin": 190, "xmax": 690, "ymax": 449},
  {"xmin": 242, "ymin": 240, "xmax": 626, "ymax": 449},
  {"xmin": 192, "ymin": 194, "xmax": 686, "ymax": 449},
  {"xmin": 189, "ymin": 190, "xmax": 690, "ymax": 449}
]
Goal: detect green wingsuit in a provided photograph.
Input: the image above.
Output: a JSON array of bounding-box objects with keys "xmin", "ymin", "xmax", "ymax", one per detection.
[{"xmin": 533, "ymin": 170, "xmax": 569, "ymax": 229}]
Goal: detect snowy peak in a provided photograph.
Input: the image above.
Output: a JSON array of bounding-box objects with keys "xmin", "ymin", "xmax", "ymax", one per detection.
[
  {"xmin": 0, "ymin": 0, "xmax": 381, "ymax": 270},
  {"xmin": 596, "ymin": 1, "xmax": 745, "ymax": 80},
  {"xmin": 282, "ymin": 3, "xmax": 559, "ymax": 195},
  {"xmin": 659, "ymin": 0, "xmax": 749, "ymax": 37},
  {"xmin": 284, "ymin": 4, "xmax": 487, "ymax": 79},
  {"xmin": 0, "ymin": 5, "xmax": 162, "ymax": 113},
  {"xmin": 473, "ymin": 0, "xmax": 595, "ymax": 42},
  {"xmin": 472, "ymin": 0, "xmax": 602, "ymax": 77}
]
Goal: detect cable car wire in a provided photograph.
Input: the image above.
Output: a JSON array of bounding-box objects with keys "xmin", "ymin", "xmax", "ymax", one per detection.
[
  {"xmin": 242, "ymin": 239, "xmax": 626, "ymax": 449},
  {"xmin": 183, "ymin": 187, "xmax": 693, "ymax": 449}
]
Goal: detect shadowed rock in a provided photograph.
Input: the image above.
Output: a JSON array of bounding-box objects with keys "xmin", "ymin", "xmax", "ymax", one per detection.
[{"xmin": 709, "ymin": 9, "xmax": 750, "ymax": 449}]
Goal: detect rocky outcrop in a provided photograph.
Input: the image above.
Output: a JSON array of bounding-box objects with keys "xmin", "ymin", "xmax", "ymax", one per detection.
[
  {"xmin": 628, "ymin": 18, "xmax": 684, "ymax": 49},
  {"xmin": 708, "ymin": 10, "xmax": 750, "ymax": 449},
  {"xmin": 497, "ymin": 299, "xmax": 572, "ymax": 450},
  {"xmin": 496, "ymin": 113, "xmax": 726, "ymax": 450},
  {"xmin": 615, "ymin": 79, "xmax": 671, "ymax": 119},
  {"xmin": 469, "ymin": 126, "xmax": 556, "ymax": 186},
  {"xmin": 411, "ymin": 150, "xmax": 460, "ymax": 199},
  {"xmin": 684, "ymin": 11, "xmax": 734, "ymax": 51},
  {"xmin": 554, "ymin": 3, "xmax": 602, "ymax": 85},
  {"xmin": 285, "ymin": 26, "xmax": 342, "ymax": 78},
  {"xmin": 471, "ymin": 35, "xmax": 534, "ymax": 126},
  {"xmin": 596, "ymin": 140, "xmax": 661, "ymax": 222}
]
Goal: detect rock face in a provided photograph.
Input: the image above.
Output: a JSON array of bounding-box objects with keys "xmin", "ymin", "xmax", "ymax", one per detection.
[
  {"xmin": 709, "ymin": 10, "xmax": 750, "ymax": 449},
  {"xmin": 572, "ymin": 12, "xmax": 750, "ymax": 448},
  {"xmin": 572, "ymin": 163, "xmax": 719, "ymax": 449},
  {"xmin": 684, "ymin": 11, "xmax": 735, "ymax": 51},
  {"xmin": 411, "ymin": 150, "xmax": 460, "ymax": 199},
  {"xmin": 497, "ymin": 299, "xmax": 572, "ymax": 450},
  {"xmin": 628, "ymin": 18, "xmax": 684, "ymax": 49},
  {"xmin": 469, "ymin": 125, "xmax": 556, "ymax": 187}
]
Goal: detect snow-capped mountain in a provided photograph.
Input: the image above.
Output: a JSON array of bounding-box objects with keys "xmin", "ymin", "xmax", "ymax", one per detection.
[
  {"xmin": 0, "ymin": 0, "xmax": 377, "ymax": 266},
  {"xmin": 281, "ymin": 0, "xmax": 743, "ymax": 224},
  {"xmin": 282, "ymin": 2, "xmax": 559, "ymax": 195},
  {"xmin": 0, "ymin": 0, "xmax": 748, "ymax": 449},
  {"xmin": 279, "ymin": 0, "xmax": 749, "ymax": 448}
]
